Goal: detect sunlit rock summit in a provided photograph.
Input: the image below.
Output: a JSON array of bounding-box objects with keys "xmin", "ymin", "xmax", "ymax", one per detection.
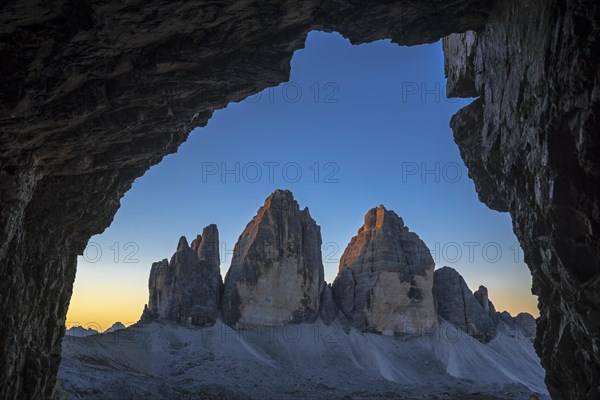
[
  {"xmin": 141, "ymin": 224, "xmax": 223, "ymax": 326},
  {"xmin": 332, "ymin": 205, "xmax": 437, "ymax": 335},
  {"xmin": 221, "ymin": 189, "xmax": 326, "ymax": 328}
]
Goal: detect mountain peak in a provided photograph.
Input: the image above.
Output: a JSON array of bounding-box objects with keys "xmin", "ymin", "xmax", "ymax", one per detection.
[
  {"xmin": 105, "ymin": 322, "xmax": 126, "ymax": 333},
  {"xmin": 222, "ymin": 189, "xmax": 324, "ymax": 328},
  {"xmin": 334, "ymin": 207, "xmax": 436, "ymax": 335},
  {"xmin": 263, "ymin": 189, "xmax": 298, "ymax": 209},
  {"xmin": 268, "ymin": 188, "xmax": 293, "ymax": 198},
  {"xmin": 361, "ymin": 205, "xmax": 406, "ymax": 232},
  {"xmin": 176, "ymin": 236, "xmax": 189, "ymax": 252}
]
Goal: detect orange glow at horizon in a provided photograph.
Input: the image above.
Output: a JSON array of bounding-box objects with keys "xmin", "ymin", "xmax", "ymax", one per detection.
[
  {"xmin": 67, "ymin": 259, "xmax": 539, "ymax": 333},
  {"xmin": 66, "ymin": 262, "xmax": 148, "ymax": 332}
]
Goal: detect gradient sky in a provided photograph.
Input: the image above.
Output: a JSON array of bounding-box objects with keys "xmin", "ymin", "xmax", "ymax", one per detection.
[{"xmin": 67, "ymin": 31, "xmax": 538, "ymax": 331}]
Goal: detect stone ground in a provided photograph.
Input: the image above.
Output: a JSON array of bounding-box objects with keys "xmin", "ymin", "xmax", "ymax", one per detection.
[{"xmin": 58, "ymin": 321, "xmax": 548, "ymax": 400}]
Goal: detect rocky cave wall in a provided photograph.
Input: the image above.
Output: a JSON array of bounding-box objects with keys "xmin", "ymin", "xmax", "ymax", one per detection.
[
  {"xmin": 0, "ymin": 0, "xmax": 597, "ymax": 399},
  {"xmin": 444, "ymin": 0, "xmax": 599, "ymax": 398}
]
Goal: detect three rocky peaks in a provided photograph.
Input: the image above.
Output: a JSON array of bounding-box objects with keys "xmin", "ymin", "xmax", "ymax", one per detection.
[{"xmin": 141, "ymin": 189, "xmax": 535, "ymax": 341}]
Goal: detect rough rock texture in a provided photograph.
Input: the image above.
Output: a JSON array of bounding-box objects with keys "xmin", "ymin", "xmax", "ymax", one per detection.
[
  {"xmin": 444, "ymin": 0, "xmax": 600, "ymax": 397},
  {"xmin": 64, "ymin": 327, "xmax": 99, "ymax": 338},
  {"xmin": 58, "ymin": 320, "xmax": 550, "ymax": 400},
  {"xmin": 104, "ymin": 322, "xmax": 126, "ymax": 334},
  {"xmin": 1, "ymin": 0, "xmax": 599, "ymax": 398},
  {"xmin": 141, "ymin": 225, "xmax": 222, "ymax": 327},
  {"xmin": 442, "ymin": 31, "xmax": 477, "ymax": 98},
  {"xmin": 433, "ymin": 267, "xmax": 497, "ymax": 342},
  {"xmin": 318, "ymin": 284, "xmax": 338, "ymax": 325},
  {"xmin": 221, "ymin": 190, "xmax": 325, "ymax": 328},
  {"xmin": 332, "ymin": 206, "xmax": 437, "ymax": 335},
  {"xmin": 514, "ymin": 313, "xmax": 537, "ymax": 342}
]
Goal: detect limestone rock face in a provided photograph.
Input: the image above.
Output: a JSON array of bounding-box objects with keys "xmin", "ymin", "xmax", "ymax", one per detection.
[
  {"xmin": 142, "ymin": 225, "xmax": 222, "ymax": 327},
  {"xmin": 434, "ymin": 267, "xmax": 539, "ymax": 344},
  {"xmin": 332, "ymin": 206, "xmax": 437, "ymax": 335},
  {"xmin": 221, "ymin": 190, "xmax": 325, "ymax": 328},
  {"xmin": 433, "ymin": 267, "xmax": 497, "ymax": 342},
  {"xmin": 318, "ymin": 284, "xmax": 338, "ymax": 325},
  {"xmin": 442, "ymin": 31, "xmax": 478, "ymax": 98},
  {"xmin": 474, "ymin": 285, "xmax": 491, "ymax": 313}
]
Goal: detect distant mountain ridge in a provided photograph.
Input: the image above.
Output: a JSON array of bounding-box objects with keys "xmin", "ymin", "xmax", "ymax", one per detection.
[
  {"xmin": 105, "ymin": 322, "xmax": 126, "ymax": 333},
  {"xmin": 64, "ymin": 326, "xmax": 99, "ymax": 338},
  {"xmin": 65, "ymin": 321, "xmax": 127, "ymax": 337},
  {"xmin": 140, "ymin": 189, "xmax": 536, "ymax": 342}
]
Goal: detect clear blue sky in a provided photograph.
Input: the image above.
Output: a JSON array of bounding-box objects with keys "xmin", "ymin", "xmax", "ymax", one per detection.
[{"xmin": 69, "ymin": 31, "xmax": 537, "ymax": 330}]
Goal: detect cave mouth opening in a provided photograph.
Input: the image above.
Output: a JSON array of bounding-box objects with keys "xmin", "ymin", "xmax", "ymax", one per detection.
[{"xmin": 65, "ymin": 30, "xmax": 536, "ymax": 336}]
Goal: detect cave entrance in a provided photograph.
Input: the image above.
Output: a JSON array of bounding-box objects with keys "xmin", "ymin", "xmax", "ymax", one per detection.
[{"xmin": 65, "ymin": 30, "xmax": 536, "ymax": 336}]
